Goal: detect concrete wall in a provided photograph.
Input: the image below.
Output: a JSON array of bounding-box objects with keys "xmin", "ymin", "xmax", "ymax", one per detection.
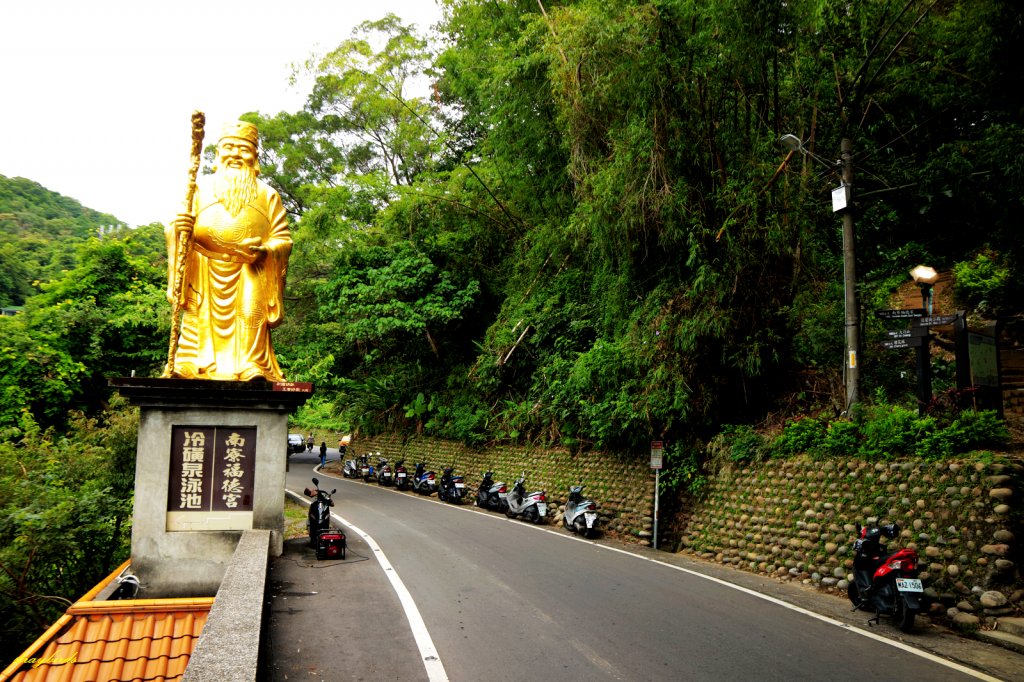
[
  {"xmin": 183, "ymin": 530, "xmax": 269, "ymax": 682},
  {"xmin": 132, "ymin": 406, "xmax": 288, "ymax": 597}
]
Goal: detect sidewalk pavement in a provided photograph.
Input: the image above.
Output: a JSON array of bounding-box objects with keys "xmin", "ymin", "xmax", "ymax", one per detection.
[{"xmin": 260, "ymin": 512, "xmax": 428, "ymax": 680}]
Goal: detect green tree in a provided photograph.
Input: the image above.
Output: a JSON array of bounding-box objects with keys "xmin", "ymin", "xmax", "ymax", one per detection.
[{"xmin": 0, "ymin": 401, "xmax": 137, "ymax": 664}]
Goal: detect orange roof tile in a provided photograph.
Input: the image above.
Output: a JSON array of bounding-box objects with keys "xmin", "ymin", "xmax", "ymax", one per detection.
[{"xmin": 1, "ymin": 563, "xmax": 213, "ymax": 682}]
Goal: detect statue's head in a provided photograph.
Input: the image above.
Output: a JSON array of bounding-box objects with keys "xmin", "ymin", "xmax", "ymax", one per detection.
[{"xmin": 214, "ymin": 121, "xmax": 260, "ymax": 175}]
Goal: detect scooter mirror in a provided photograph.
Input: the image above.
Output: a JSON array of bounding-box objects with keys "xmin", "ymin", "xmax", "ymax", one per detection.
[
  {"xmin": 331, "ymin": 489, "xmax": 337, "ymax": 494},
  {"xmin": 312, "ymin": 477, "xmax": 319, "ymax": 486}
]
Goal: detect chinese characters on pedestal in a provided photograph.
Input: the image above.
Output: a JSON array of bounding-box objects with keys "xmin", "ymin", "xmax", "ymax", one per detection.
[{"xmin": 168, "ymin": 426, "xmax": 256, "ymax": 516}]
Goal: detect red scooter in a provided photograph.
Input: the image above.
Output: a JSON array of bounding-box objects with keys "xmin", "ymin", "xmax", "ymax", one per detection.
[{"xmin": 847, "ymin": 523, "xmax": 924, "ymax": 631}]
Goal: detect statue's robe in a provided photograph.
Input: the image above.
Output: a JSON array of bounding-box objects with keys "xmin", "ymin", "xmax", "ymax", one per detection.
[{"xmin": 166, "ymin": 178, "xmax": 291, "ymax": 381}]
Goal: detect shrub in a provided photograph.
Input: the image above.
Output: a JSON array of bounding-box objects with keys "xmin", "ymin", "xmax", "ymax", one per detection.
[
  {"xmin": 858, "ymin": 403, "xmax": 934, "ymax": 460},
  {"xmin": 818, "ymin": 419, "xmax": 860, "ymax": 458},
  {"xmin": 915, "ymin": 409, "xmax": 1008, "ymax": 459},
  {"xmin": 770, "ymin": 416, "xmax": 827, "ymax": 457},
  {"xmin": 708, "ymin": 424, "xmax": 767, "ymax": 466}
]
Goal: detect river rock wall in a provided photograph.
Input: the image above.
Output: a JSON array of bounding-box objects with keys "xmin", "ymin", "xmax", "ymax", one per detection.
[
  {"xmin": 679, "ymin": 456, "xmax": 1022, "ymax": 618},
  {"xmin": 348, "ymin": 434, "xmax": 657, "ymax": 539},
  {"xmin": 346, "ymin": 434, "xmax": 1021, "ymax": 615}
]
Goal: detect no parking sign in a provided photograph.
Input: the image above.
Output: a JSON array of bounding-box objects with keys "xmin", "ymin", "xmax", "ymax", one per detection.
[{"xmin": 650, "ymin": 441, "xmax": 663, "ymax": 469}]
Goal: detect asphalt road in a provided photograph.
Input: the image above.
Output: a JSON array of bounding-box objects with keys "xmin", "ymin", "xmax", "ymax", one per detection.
[{"xmin": 277, "ymin": 450, "xmax": 1013, "ymax": 681}]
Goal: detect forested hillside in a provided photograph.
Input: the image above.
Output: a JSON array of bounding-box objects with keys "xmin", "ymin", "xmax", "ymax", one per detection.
[
  {"xmin": 0, "ymin": 179, "xmax": 164, "ymax": 661},
  {"xmin": 253, "ymin": 1, "xmax": 1024, "ymax": 458},
  {"xmin": 0, "ymin": 174, "xmax": 126, "ymax": 306}
]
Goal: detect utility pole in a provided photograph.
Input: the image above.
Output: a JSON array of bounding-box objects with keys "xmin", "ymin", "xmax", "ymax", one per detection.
[{"xmin": 841, "ymin": 138, "xmax": 860, "ymax": 414}]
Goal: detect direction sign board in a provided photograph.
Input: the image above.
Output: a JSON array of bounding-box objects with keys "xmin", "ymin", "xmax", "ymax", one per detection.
[
  {"xmin": 881, "ymin": 337, "xmax": 924, "ymax": 350},
  {"xmin": 876, "ymin": 308, "xmax": 925, "ymax": 320},
  {"xmin": 887, "ymin": 327, "xmax": 929, "ymax": 339},
  {"xmin": 913, "ymin": 314, "xmax": 958, "ymax": 328}
]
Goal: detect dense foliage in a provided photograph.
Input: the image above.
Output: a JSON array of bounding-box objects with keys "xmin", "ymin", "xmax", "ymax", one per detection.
[
  {"xmin": 0, "ymin": 183, "xmax": 162, "ymax": 659},
  {"xmin": 0, "ymin": 174, "xmax": 128, "ymax": 307},
  {"xmin": 0, "ymin": 401, "xmax": 137, "ymax": 664},
  {"xmin": 258, "ymin": 1, "xmax": 1023, "ymax": 454}
]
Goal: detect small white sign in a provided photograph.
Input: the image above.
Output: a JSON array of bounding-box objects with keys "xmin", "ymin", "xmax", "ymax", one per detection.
[{"xmin": 832, "ymin": 184, "xmax": 848, "ymax": 212}]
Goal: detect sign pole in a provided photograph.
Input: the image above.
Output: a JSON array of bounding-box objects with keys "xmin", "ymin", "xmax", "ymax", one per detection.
[
  {"xmin": 650, "ymin": 441, "xmax": 663, "ymax": 550},
  {"xmin": 654, "ymin": 469, "xmax": 660, "ymax": 550}
]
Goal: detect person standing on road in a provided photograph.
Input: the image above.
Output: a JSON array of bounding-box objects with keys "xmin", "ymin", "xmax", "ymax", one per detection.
[{"xmin": 319, "ymin": 441, "xmax": 327, "ymax": 468}]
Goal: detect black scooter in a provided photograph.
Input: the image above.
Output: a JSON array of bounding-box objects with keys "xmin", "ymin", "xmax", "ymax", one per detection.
[
  {"xmin": 437, "ymin": 467, "xmax": 467, "ymax": 504},
  {"xmin": 394, "ymin": 459, "xmax": 410, "ymax": 490},
  {"xmin": 304, "ymin": 477, "xmax": 346, "ymax": 560},
  {"xmin": 475, "ymin": 471, "xmax": 507, "ymax": 511}
]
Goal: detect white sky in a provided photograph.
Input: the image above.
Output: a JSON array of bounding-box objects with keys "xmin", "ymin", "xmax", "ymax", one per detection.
[{"xmin": 0, "ymin": 0, "xmax": 443, "ymax": 228}]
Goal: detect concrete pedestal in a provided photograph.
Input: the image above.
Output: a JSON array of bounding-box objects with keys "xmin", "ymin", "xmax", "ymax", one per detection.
[{"xmin": 111, "ymin": 378, "xmax": 311, "ymax": 597}]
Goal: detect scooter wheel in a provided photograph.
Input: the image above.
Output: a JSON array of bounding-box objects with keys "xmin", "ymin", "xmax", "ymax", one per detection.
[
  {"xmin": 505, "ymin": 508, "xmax": 516, "ymax": 519},
  {"xmin": 895, "ymin": 596, "xmax": 916, "ymax": 632},
  {"xmin": 847, "ymin": 581, "xmax": 869, "ymax": 611}
]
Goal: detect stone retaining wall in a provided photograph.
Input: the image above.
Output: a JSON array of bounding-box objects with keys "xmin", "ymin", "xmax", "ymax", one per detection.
[
  {"xmin": 349, "ymin": 434, "xmax": 657, "ymax": 539},
  {"xmin": 679, "ymin": 456, "xmax": 1022, "ymax": 616},
  {"xmin": 348, "ymin": 434, "xmax": 1022, "ymax": 615}
]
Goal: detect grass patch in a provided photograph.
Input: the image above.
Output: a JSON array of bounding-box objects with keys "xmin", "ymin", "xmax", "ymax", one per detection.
[{"xmin": 284, "ymin": 496, "xmax": 308, "ymax": 540}]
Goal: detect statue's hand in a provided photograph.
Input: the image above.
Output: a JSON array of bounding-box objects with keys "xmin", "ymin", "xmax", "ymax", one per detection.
[
  {"xmin": 172, "ymin": 213, "xmax": 195, "ymax": 239},
  {"xmin": 239, "ymin": 236, "xmax": 266, "ymax": 262}
]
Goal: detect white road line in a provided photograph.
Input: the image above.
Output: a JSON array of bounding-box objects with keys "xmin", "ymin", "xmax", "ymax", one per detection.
[
  {"xmin": 334, "ymin": 513, "xmax": 450, "ymax": 682},
  {"xmin": 297, "ymin": 472, "xmax": 999, "ymax": 682},
  {"xmin": 561, "ymin": 534, "xmax": 1003, "ymax": 682},
  {"xmin": 286, "ymin": 486, "xmax": 449, "ymax": 682}
]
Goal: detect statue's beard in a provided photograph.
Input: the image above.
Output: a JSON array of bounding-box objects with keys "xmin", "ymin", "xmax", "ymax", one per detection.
[{"xmin": 212, "ymin": 166, "xmax": 258, "ymax": 217}]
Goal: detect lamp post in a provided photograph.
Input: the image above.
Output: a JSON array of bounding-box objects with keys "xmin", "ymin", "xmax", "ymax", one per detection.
[
  {"xmin": 910, "ymin": 265, "xmax": 939, "ymax": 414},
  {"xmin": 910, "ymin": 265, "xmax": 939, "ymax": 315},
  {"xmin": 781, "ymin": 134, "xmax": 859, "ymax": 415}
]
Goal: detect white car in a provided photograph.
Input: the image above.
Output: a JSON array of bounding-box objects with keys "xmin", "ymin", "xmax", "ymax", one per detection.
[{"xmin": 287, "ymin": 434, "xmax": 305, "ymax": 454}]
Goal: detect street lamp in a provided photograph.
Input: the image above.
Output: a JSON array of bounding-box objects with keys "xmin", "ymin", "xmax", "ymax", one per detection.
[
  {"xmin": 781, "ymin": 134, "xmax": 859, "ymax": 415},
  {"xmin": 910, "ymin": 265, "xmax": 939, "ymax": 315},
  {"xmin": 909, "ymin": 265, "xmax": 938, "ymax": 414}
]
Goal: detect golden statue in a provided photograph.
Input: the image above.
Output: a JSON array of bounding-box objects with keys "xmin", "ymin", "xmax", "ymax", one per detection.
[{"xmin": 163, "ymin": 118, "xmax": 292, "ymax": 381}]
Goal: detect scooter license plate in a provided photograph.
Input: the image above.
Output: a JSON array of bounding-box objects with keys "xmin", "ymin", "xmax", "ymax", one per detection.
[
  {"xmin": 454, "ymin": 482, "xmax": 465, "ymax": 488},
  {"xmin": 896, "ymin": 578, "xmax": 923, "ymax": 592},
  {"xmin": 536, "ymin": 503, "xmax": 547, "ymax": 516},
  {"xmin": 397, "ymin": 473, "xmax": 407, "ymax": 478},
  {"xmin": 584, "ymin": 512, "xmax": 597, "ymax": 527}
]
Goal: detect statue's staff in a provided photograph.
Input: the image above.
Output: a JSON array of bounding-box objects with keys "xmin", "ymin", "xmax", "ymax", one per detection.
[{"xmin": 164, "ymin": 110, "xmax": 205, "ymax": 377}]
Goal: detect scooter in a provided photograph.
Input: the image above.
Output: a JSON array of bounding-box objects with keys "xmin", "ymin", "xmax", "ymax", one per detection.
[
  {"xmin": 377, "ymin": 457, "xmax": 395, "ymax": 486},
  {"xmin": 411, "ymin": 462, "xmax": 437, "ymax": 495},
  {"xmin": 475, "ymin": 471, "xmax": 507, "ymax": 511},
  {"xmin": 437, "ymin": 467, "xmax": 467, "ymax": 504},
  {"xmin": 562, "ymin": 482, "xmax": 599, "ymax": 538},
  {"xmin": 304, "ymin": 477, "xmax": 345, "ymax": 559},
  {"xmin": 361, "ymin": 454, "xmax": 377, "ymax": 483},
  {"xmin": 504, "ymin": 472, "xmax": 547, "ymax": 524},
  {"xmin": 343, "ymin": 456, "xmax": 361, "ymax": 479},
  {"xmin": 847, "ymin": 522, "xmax": 924, "ymax": 632},
  {"xmin": 394, "ymin": 459, "xmax": 410, "ymax": 490}
]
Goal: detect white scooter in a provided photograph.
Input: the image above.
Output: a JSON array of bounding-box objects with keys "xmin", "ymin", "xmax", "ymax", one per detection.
[
  {"xmin": 562, "ymin": 482, "xmax": 599, "ymax": 538},
  {"xmin": 504, "ymin": 472, "xmax": 547, "ymax": 524}
]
